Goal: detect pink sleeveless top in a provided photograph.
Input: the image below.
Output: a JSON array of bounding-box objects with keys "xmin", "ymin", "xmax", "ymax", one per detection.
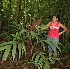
[{"xmin": 48, "ymin": 21, "xmax": 60, "ymax": 38}]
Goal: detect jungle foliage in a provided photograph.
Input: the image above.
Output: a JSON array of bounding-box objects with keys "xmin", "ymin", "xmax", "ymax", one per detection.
[{"xmin": 0, "ymin": 0, "xmax": 70, "ymax": 69}]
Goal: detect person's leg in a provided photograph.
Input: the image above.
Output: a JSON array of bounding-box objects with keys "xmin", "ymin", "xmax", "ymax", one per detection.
[
  {"xmin": 47, "ymin": 37, "xmax": 53, "ymax": 58},
  {"xmin": 48, "ymin": 46, "xmax": 53, "ymax": 57},
  {"xmin": 52, "ymin": 38, "xmax": 59, "ymax": 58},
  {"xmin": 47, "ymin": 37, "xmax": 59, "ymax": 64}
]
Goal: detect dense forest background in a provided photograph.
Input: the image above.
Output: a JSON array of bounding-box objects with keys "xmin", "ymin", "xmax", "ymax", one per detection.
[
  {"xmin": 0, "ymin": 0, "xmax": 70, "ymax": 32},
  {"xmin": 0, "ymin": 0, "xmax": 70, "ymax": 69}
]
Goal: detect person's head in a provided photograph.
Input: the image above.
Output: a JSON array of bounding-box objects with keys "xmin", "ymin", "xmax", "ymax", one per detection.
[{"xmin": 52, "ymin": 14, "xmax": 60, "ymax": 22}]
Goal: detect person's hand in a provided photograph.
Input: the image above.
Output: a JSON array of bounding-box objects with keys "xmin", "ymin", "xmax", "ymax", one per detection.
[
  {"xmin": 35, "ymin": 25, "xmax": 40, "ymax": 28},
  {"xmin": 37, "ymin": 26, "xmax": 40, "ymax": 28},
  {"xmin": 41, "ymin": 27, "xmax": 48, "ymax": 30},
  {"xmin": 59, "ymin": 32, "xmax": 63, "ymax": 35}
]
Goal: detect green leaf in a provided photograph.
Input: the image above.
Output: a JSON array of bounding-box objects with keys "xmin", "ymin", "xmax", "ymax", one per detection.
[
  {"xmin": 16, "ymin": 32, "xmax": 19, "ymax": 36},
  {"xmin": 32, "ymin": 51, "xmax": 39, "ymax": 60},
  {"xmin": 12, "ymin": 43, "xmax": 17, "ymax": 60},
  {"xmin": 43, "ymin": 61, "xmax": 50, "ymax": 69},
  {"xmin": 51, "ymin": 41, "xmax": 61, "ymax": 52},
  {"xmin": 30, "ymin": 31, "xmax": 37, "ymax": 38},
  {"xmin": 39, "ymin": 63, "xmax": 43, "ymax": 69},
  {"xmin": 39, "ymin": 51, "xmax": 45, "ymax": 55},
  {"xmin": 0, "ymin": 41, "xmax": 16, "ymax": 46},
  {"xmin": 10, "ymin": 34, "xmax": 16, "ymax": 38},
  {"xmin": 42, "ymin": 40, "xmax": 55, "ymax": 52},
  {"xmin": 40, "ymin": 41, "xmax": 45, "ymax": 51},
  {"xmin": 0, "ymin": 46, "xmax": 9, "ymax": 51},
  {"xmin": 18, "ymin": 43, "xmax": 22, "ymax": 59},
  {"xmin": 2, "ymin": 45, "xmax": 11, "ymax": 61},
  {"xmin": 32, "ymin": 51, "xmax": 50, "ymax": 69},
  {"xmin": 48, "ymin": 57, "xmax": 53, "ymax": 63},
  {"xmin": 39, "ymin": 57, "xmax": 44, "ymax": 64},
  {"xmin": 34, "ymin": 54, "xmax": 41, "ymax": 64},
  {"xmin": 19, "ymin": 28, "xmax": 27, "ymax": 34},
  {"xmin": 22, "ymin": 42, "xmax": 26, "ymax": 55},
  {"xmin": 38, "ymin": 66, "xmax": 40, "ymax": 69}
]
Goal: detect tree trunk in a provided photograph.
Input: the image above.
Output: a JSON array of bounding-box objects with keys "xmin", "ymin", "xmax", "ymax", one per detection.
[
  {"xmin": 24, "ymin": 0, "xmax": 27, "ymax": 23},
  {"xmin": 0, "ymin": 14, "xmax": 2, "ymax": 33},
  {"xmin": 7, "ymin": 0, "xmax": 12, "ymax": 32},
  {"xmin": 15, "ymin": 0, "xmax": 21, "ymax": 23},
  {"xmin": 0, "ymin": 0, "xmax": 2, "ymax": 33},
  {"xmin": 67, "ymin": 0, "xmax": 70, "ymax": 29},
  {"xmin": 68, "ymin": 13, "xmax": 70, "ymax": 29}
]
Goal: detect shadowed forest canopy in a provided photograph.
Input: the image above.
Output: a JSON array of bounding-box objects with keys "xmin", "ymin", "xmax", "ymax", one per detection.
[{"xmin": 0, "ymin": 0, "xmax": 70, "ymax": 33}]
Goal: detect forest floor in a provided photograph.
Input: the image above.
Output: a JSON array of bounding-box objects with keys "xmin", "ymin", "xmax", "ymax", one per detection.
[
  {"xmin": 0, "ymin": 40, "xmax": 70, "ymax": 69},
  {"xmin": 0, "ymin": 52, "xmax": 70, "ymax": 69},
  {"xmin": 50, "ymin": 52, "xmax": 70, "ymax": 69}
]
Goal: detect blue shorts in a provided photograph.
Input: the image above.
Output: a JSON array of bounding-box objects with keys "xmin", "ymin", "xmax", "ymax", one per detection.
[{"xmin": 47, "ymin": 37, "xmax": 59, "ymax": 52}]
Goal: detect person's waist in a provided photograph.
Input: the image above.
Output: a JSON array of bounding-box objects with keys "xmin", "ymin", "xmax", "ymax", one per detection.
[{"xmin": 48, "ymin": 35, "xmax": 59, "ymax": 39}]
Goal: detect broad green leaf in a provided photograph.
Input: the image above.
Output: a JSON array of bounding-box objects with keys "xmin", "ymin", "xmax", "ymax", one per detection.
[
  {"xmin": 35, "ymin": 35, "xmax": 39, "ymax": 43},
  {"xmin": 58, "ymin": 42, "xmax": 63, "ymax": 46},
  {"xmin": 39, "ymin": 63, "xmax": 43, "ymax": 69},
  {"xmin": 39, "ymin": 41, "xmax": 46, "ymax": 51},
  {"xmin": 43, "ymin": 60, "xmax": 50, "ymax": 69},
  {"xmin": 19, "ymin": 28, "xmax": 27, "ymax": 35},
  {"xmin": 22, "ymin": 42, "xmax": 26, "ymax": 55},
  {"xmin": 48, "ymin": 57, "xmax": 53, "ymax": 63},
  {"xmin": 41, "ymin": 55, "xmax": 46, "ymax": 60},
  {"xmin": 32, "ymin": 51, "xmax": 50, "ymax": 69},
  {"xmin": 34, "ymin": 54, "xmax": 40, "ymax": 64},
  {"xmin": 12, "ymin": 43, "xmax": 17, "ymax": 60},
  {"xmin": 51, "ymin": 41, "xmax": 61, "ymax": 52},
  {"xmin": 39, "ymin": 51, "xmax": 45, "ymax": 55},
  {"xmin": 10, "ymin": 34, "xmax": 16, "ymax": 38},
  {"xmin": 42, "ymin": 40, "xmax": 55, "ymax": 52},
  {"xmin": 32, "ymin": 51, "xmax": 39, "ymax": 60},
  {"xmin": 0, "ymin": 41, "xmax": 16, "ymax": 46},
  {"xmin": 41, "ymin": 42, "xmax": 45, "ymax": 51},
  {"xmin": 18, "ymin": 43, "xmax": 22, "ymax": 59},
  {"xmin": 38, "ymin": 66, "xmax": 40, "ymax": 69},
  {"xmin": 2, "ymin": 45, "xmax": 11, "ymax": 61},
  {"xmin": 16, "ymin": 32, "xmax": 19, "ymax": 36},
  {"xmin": 30, "ymin": 31, "xmax": 37, "ymax": 38},
  {"xmin": 39, "ymin": 57, "xmax": 44, "ymax": 64},
  {"xmin": 0, "ymin": 46, "xmax": 9, "ymax": 51}
]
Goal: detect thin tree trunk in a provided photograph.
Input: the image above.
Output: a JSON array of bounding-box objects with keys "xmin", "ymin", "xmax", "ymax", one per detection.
[
  {"xmin": 15, "ymin": 0, "xmax": 21, "ymax": 23},
  {"xmin": 67, "ymin": 0, "xmax": 70, "ymax": 29},
  {"xmin": 24, "ymin": 0, "xmax": 27, "ymax": 23},
  {"xmin": 0, "ymin": 15, "xmax": 2, "ymax": 33},
  {"xmin": 68, "ymin": 13, "xmax": 70, "ymax": 29},
  {"xmin": 8, "ymin": 0, "xmax": 12, "ymax": 32},
  {"xmin": 0, "ymin": 0, "xmax": 2, "ymax": 33}
]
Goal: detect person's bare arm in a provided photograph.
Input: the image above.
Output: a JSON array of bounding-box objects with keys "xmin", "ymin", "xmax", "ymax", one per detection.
[
  {"xmin": 59, "ymin": 23, "xmax": 67, "ymax": 35},
  {"xmin": 42, "ymin": 23, "xmax": 50, "ymax": 30}
]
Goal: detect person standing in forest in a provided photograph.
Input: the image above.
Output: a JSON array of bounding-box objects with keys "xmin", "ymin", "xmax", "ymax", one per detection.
[{"xmin": 42, "ymin": 14, "xmax": 67, "ymax": 63}]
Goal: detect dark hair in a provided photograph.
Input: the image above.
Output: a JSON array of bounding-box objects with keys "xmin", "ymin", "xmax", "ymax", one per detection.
[{"xmin": 53, "ymin": 14, "xmax": 60, "ymax": 21}]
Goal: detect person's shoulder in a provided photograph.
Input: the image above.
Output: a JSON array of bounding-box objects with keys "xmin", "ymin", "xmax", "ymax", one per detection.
[
  {"xmin": 49, "ymin": 21, "xmax": 52, "ymax": 23},
  {"xmin": 49, "ymin": 21, "xmax": 52, "ymax": 24},
  {"xmin": 58, "ymin": 22, "xmax": 62, "ymax": 26},
  {"xmin": 57, "ymin": 21, "xmax": 60, "ymax": 23},
  {"xmin": 46, "ymin": 21, "xmax": 52, "ymax": 26}
]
